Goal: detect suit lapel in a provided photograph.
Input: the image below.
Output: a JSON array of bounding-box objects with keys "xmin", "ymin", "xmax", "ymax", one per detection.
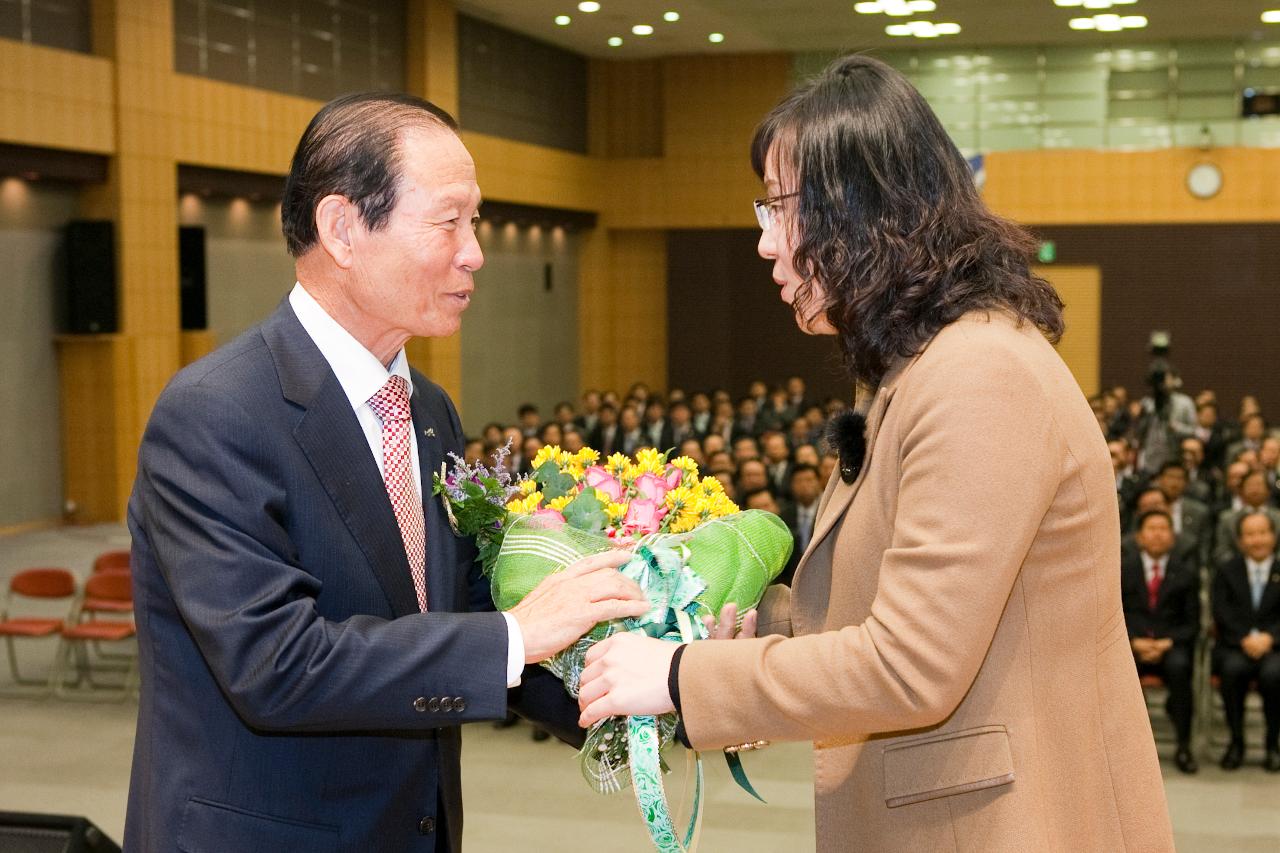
[
  {"xmin": 1257, "ymin": 563, "xmax": 1280, "ymax": 616},
  {"xmin": 791, "ymin": 381, "xmax": 899, "ymax": 588},
  {"xmin": 410, "ymin": 386, "xmax": 457, "ymax": 613},
  {"xmin": 262, "ymin": 301, "xmax": 422, "ymax": 618}
]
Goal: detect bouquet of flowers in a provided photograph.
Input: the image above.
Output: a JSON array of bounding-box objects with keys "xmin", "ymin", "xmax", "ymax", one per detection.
[{"xmin": 434, "ymin": 443, "xmax": 792, "ymax": 853}]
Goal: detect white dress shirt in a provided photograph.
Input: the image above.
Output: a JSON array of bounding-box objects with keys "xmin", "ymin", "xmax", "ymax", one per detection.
[
  {"xmin": 1246, "ymin": 555, "xmax": 1274, "ymax": 615},
  {"xmin": 290, "ymin": 283, "xmax": 524, "ymax": 686},
  {"xmin": 1139, "ymin": 550, "xmax": 1166, "ymax": 589}
]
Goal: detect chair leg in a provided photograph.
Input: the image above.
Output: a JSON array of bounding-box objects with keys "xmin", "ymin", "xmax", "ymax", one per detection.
[{"xmin": 0, "ymin": 635, "xmax": 55, "ymax": 697}]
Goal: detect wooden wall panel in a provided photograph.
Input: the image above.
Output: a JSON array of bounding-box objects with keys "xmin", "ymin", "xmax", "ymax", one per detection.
[
  {"xmin": 1034, "ymin": 264, "xmax": 1101, "ymax": 398},
  {"xmin": 987, "ymin": 148, "xmax": 1280, "ymax": 225},
  {"xmin": 578, "ymin": 228, "xmax": 667, "ymax": 395},
  {"xmin": 587, "ymin": 59, "xmax": 663, "ymax": 158},
  {"xmin": 55, "ymin": 335, "xmax": 135, "ymax": 523},
  {"xmin": 0, "ymin": 40, "xmax": 114, "ymax": 153}
]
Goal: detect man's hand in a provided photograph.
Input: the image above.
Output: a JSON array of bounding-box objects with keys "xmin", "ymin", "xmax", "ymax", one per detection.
[
  {"xmin": 1132, "ymin": 637, "xmax": 1156, "ymax": 663},
  {"xmin": 577, "ymin": 633, "xmax": 678, "ymax": 728},
  {"xmin": 509, "ymin": 551, "xmax": 648, "ymax": 663},
  {"xmin": 1243, "ymin": 631, "xmax": 1275, "ymax": 660},
  {"xmin": 702, "ymin": 602, "xmax": 757, "ymax": 640}
]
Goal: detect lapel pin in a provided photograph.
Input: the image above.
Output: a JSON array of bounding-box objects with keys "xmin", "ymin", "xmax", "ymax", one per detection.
[{"xmin": 424, "ymin": 427, "xmax": 435, "ymax": 438}]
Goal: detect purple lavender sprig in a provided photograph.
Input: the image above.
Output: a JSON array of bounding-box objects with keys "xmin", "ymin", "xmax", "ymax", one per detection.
[{"xmin": 432, "ymin": 439, "xmax": 528, "ymax": 575}]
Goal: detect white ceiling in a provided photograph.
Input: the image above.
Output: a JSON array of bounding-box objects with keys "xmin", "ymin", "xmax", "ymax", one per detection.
[{"xmin": 452, "ymin": 1, "xmax": 1280, "ymax": 59}]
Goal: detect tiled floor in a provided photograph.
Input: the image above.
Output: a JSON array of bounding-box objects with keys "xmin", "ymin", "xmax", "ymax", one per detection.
[{"xmin": 2, "ymin": 525, "xmax": 1278, "ymax": 851}]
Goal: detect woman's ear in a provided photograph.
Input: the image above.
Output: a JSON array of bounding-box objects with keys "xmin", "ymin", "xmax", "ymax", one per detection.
[{"xmin": 314, "ymin": 194, "xmax": 355, "ymax": 269}]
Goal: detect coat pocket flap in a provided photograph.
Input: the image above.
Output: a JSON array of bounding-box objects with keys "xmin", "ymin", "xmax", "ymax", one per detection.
[
  {"xmin": 178, "ymin": 796, "xmax": 340, "ymax": 853},
  {"xmin": 883, "ymin": 724, "xmax": 1015, "ymax": 808}
]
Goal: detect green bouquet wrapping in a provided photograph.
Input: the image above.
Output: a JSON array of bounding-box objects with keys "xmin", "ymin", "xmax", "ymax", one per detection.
[{"xmin": 434, "ymin": 444, "xmax": 792, "ymax": 853}]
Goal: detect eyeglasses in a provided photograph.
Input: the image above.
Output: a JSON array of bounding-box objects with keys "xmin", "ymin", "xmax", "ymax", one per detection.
[{"xmin": 753, "ymin": 191, "xmax": 799, "ymax": 231}]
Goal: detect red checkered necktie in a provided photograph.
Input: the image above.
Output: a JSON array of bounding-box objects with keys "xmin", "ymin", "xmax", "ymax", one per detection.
[
  {"xmin": 367, "ymin": 375, "xmax": 427, "ymax": 612},
  {"xmin": 1147, "ymin": 561, "xmax": 1162, "ymax": 611}
]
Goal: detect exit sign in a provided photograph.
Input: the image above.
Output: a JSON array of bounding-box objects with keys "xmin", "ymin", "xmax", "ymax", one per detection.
[{"xmin": 1038, "ymin": 241, "xmax": 1057, "ymax": 263}]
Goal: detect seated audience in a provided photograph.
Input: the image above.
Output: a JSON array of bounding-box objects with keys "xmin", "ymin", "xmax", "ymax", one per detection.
[
  {"xmin": 1213, "ymin": 511, "xmax": 1280, "ymax": 772},
  {"xmin": 1122, "ymin": 510, "xmax": 1200, "ymax": 773}
]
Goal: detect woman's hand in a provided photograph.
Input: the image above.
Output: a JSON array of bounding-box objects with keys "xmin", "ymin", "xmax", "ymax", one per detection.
[
  {"xmin": 577, "ymin": 634, "xmax": 678, "ymax": 728},
  {"xmin": 702, "ymin": 602, "xmax": 757, "ymax": 640},
  {"xmin": 576, "ymin": 604, "xmax": 758, "ymax": 728}
]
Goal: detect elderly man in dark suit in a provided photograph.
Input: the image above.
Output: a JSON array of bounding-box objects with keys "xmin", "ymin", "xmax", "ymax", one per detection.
[
  {"xmin": 1121, "ymin": 510, "xmax": 1200, "ymax": 773},
  {"xmin": 1214, "ymin": 511, "xmax": 1280, "ymax": 772},
  {"xmin": 1213, "ymin": 471, "xmax": 1280, "ymax": 567},
  {"xmin": 124, "ymin": 93, "xmax": 645, "ymax": 852}
]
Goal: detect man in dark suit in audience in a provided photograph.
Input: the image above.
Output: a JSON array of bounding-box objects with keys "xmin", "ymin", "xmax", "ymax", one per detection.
[
  {"xmin": 761, "ymin": 431, "xmax": 794, "ymax": 501},
  {"xmin": 1110, "ymin": 439, "xmax": 1143, "ymax": 531},
  {"xmin": 1214, "ymin": 471, "xmax": 1280, "ymax": 567},
  {"xmin": 667, "ymin": 400, "xmax": 700, "ymax": 449},
  {"xmin": 619, "ymin": 406, "xmax": 645, "ymax": 455},
  {"xmin": 1213, "ymin": 511, "xmax": 1280, "ymax": 772},
  {"xmin": 777, "ymin": 464, "xmax": 821, "ymax": 587},
  {"xmin": 1122, "ymin": 510, "xmax": 1200, "ymax": 773},
  {"xmin": 1156, "ymin": 462, "xmax": 1211, "ymax": 569},
  {"xmin": 588, "ymin": 403, "xmax": 621, "ymax": 456},
  {"xmin": 1179, "ymin": 437, "xmax": 1217, "ymax": 506}
]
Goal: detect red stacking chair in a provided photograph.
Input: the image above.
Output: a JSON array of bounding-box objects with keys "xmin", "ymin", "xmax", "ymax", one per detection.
[
  {"xmin": 52, "ymin": 571, "xmax": 138, "ymax": 701},
  {"xmin": 0, "ymin": 568, "xmax": 78, "ymax": 695},
  {"xmin": 92, "ymin": 550, "xmax": 130, "ymax": 574}
]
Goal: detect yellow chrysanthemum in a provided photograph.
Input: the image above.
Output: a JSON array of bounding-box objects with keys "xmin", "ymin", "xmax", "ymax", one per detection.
[
  {"xmin": 605, "ymin": 502, "xmax": 629, "ymax": 523},
  {"xmin": 606, "ymin": 452, "xmax": 631, "ymax": 478},
  {"xmin": 668, "ymin": 510, "xmax": 701, "ymax": 534},
  {"xmin": 557, "ymin": 449, "xmax": 573, "ymax": 467},
  {"xmin": 664, "ymin": 485, "xmax": 697, "ymax": 513},
  {"xmin": 634, "ymin": 448, "xmax": 666, "ymax": 476},
  {"xmin": 575, "ymin": 447, "xmax": 601, "ymax": 466},
  {"xmin": 548, "ymin": 494, "xmax": 574, "ymax": 512},
  {"xmin": 565, "ymin": 460, "xmax": 586, "ymax": 480},
  {"xmin": 532, "ymin": 445, "xmax": 561, "ymax": 470},
  {"xmin": 698, "ymin": 477, "xmax": 725, "ymax": 498},
  {"xmin": 670, "ymin": 455, "xmax": 700, "ymax": 478},
  {"xmin": 518, "ymin": 478, "xmax": 538, "ymax": 495},
  {"xmin": 506, "ymin": 491, "xmax": 544, "ymax": 514}
]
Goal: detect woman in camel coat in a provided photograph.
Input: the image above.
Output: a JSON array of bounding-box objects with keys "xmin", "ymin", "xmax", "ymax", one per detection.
[{"xmin": 577, "ymin": 54, "xmax": 1174, "ymax": 852}]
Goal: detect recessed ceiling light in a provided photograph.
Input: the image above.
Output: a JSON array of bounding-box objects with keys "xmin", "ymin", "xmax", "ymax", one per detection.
[
  {"xmin": 607, "ymin": 36, "xmax": 623, "ymax": 46},
  {"xmin": 1069, "ymin": 12, "xmax": 1146, "ymax": 31},
  {"xmin": 632, "ymin": 24, "xmax": 654, "ymax": 35},
  {"xmin": 555, "ymin": 15, "xmax": 571, "ymax": 26},
  {"xmin": 1054, "ymin": 0, "xmax": 1083, "ymax": 6},
  {"xmin": 579, "ymin": 1, "xmax": 601, "ymax": 12},
  {"xmin": 1264, "ymin": 10, "xmax": 1280, "ymax": 24},
  {"xmin": 663, "ymin": 11, "xmax": 680, "ymax": 22},
  {"xmin": 708, "ymin": 32, "xmax": 725, "ymax": 43},
  {"xmin": 885, "ymin": 19, "xmax": 960, "ymax": 38},
  {"xmin": 854, "ymin": 1, "xmax": 881, "ymax": 12}
]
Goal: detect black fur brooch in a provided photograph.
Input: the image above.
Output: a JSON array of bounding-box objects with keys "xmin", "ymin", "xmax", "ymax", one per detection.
[{"xmin": 826, "ymin": 411, "xmax": 868, "ymax": 484}]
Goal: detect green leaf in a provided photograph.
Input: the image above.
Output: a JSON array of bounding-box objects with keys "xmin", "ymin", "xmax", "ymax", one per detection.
[
  {"xmin": 562, "ymin": 489, "xmax": 608, "ymax": 533},
  {"xmin": 534, "ymin": 460, "xmax": 577, "ymax": 500}
]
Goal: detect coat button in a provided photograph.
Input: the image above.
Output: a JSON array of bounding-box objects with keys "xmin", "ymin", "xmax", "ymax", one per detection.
[
  {"xmin": 453, "ymin": 697, "xmax": 467, "ymax": 712},
  {"xmin": 413, "ymin": 697, "xmax": 428, "ymax": 713},
  {"xmin": 428, "ymin": 697, "xmax": 441, "ymax": 712},
  {"xmin": 418, "ymin": 816, "xmax": 436, "ymax": 835},
  {"xmin": 440, "ymin": 697, "xmax": 455, "ymax": 712}
]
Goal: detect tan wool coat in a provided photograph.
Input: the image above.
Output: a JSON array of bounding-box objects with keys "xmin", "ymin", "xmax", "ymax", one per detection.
[{"xmin": 680, "ymin": 311, "xmax": 1175, "ymax": 852}]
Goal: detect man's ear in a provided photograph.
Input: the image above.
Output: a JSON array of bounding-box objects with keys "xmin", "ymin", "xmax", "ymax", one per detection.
[{"xmin": 314, "ymin": 195, "xmax": 356, "ymax": 269}]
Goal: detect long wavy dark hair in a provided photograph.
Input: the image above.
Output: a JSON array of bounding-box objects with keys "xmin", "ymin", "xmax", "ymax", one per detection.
[{"xmin": 751, "ymin": 54, "xmax": 1064, "ymax": 389}]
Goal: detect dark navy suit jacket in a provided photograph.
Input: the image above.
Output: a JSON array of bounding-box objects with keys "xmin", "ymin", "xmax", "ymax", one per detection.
[{"xmin": 124, "ymin": 301, "xmax": 579, "ymax": 852}]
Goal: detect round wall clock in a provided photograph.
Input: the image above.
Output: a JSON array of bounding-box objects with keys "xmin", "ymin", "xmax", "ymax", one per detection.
[{"xmin": 1186, "ymin": 162, "xmax": 1223, "ymax": 200}]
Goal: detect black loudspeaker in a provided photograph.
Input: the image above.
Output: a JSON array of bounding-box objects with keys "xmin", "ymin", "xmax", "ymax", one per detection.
[
  {"xmin": 0, "ymin": 812, "xmax": 122, "ymax": 853},
  {"xmin": 178, "ymin": 226, "xmax": 208, "ymax": 330},
  {"xmin": 62, "ymin": 220, "xmax": 117, "ymax": 334}
]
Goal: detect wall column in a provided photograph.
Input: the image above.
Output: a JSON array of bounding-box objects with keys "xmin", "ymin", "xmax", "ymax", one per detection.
[{"xmin": 60, "ymin": 0, "xmax": 179, "ymax": 522}]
